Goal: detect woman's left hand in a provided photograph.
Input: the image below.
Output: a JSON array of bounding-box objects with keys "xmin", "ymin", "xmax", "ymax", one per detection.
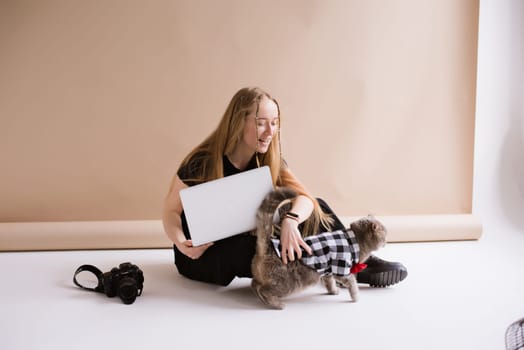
[{"xmin": 279, "ymin": 218, "xmax": 313, "ymax": 264}]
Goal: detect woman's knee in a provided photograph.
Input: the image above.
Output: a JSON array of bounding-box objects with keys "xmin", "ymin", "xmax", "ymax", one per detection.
[
  {"xmin": 173, "ymin": 245, "xmax": 234, "ymax": 286},
  {"xmin": 316, "ymin": 197, "xmax": 338, "ymax": 216},
  {"xmin": 315, "ymin": 197, "xmax": 345, "ymax": 231}
]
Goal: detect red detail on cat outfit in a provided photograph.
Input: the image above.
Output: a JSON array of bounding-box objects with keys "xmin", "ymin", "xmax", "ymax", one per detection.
[{"xmin": 350, "ymin": 263, "xmax": 368, "ymax": 274}]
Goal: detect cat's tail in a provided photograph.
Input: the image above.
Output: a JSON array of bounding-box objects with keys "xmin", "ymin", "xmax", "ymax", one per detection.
[{"xmin": 255, "ymin": 187, "xmax": 297, "ymax": 256}]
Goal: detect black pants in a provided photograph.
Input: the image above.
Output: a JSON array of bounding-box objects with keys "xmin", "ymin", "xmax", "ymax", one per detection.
[{"xmin": 173, "ymin": 198, "xmax": 345, "ymax": 286}]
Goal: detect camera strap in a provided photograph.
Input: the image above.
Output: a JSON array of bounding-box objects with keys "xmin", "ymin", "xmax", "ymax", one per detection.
[{"xmin": 73, "ymin": 264, "xmax": 105, "ymax": 293}]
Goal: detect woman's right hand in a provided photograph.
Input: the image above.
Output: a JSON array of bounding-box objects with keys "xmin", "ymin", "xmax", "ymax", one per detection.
[
  {"xmin": 163, "ymin": 175, "xmax": 214, "ymax": 260},
  {"xmin": 177, "ymin": 239, "xmax": 213, "ymax": 260}
]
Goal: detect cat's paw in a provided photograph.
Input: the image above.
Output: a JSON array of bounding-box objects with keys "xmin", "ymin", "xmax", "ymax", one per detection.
[
  {"xmin": 262, "ymin": 296, "xmax": 285, "ymax": 310},
  {"xmin": 327, "ymin": 286, "xmax": 340, "ymax": 295},
  {"xmin": 252, "ymin": 283, "xmax": 285, "ymax": 310},
  {"xmin": 348, "ymin": 289, "xmax": 359, "ymax": 302},
  {"xmin": 322, "ymin": 276, "xmax": 339, "ymax": 295}
]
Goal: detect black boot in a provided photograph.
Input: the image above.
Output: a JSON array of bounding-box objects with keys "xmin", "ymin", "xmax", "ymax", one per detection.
[{"xmin": 356, "ymin": 255, "xmax": 408, "ymax": 287}]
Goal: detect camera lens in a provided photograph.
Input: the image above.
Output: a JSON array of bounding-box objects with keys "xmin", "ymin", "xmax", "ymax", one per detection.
[{"xmin": 118, "ymin": 277, "xmax": 138, "ymax": 304}]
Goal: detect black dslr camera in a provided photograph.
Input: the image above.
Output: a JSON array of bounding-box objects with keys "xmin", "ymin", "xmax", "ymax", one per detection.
[
  {"xmin": 102, "ymin": 262, "xmax": 144, "ymax": 304},
  {"xmin": 74, "ymin": 262, "xmax": 144, "ymax": 304}
]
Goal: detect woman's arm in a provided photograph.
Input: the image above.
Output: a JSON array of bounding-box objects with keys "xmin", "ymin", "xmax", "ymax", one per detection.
[
  {"xmin": 279, "ymin": 169, "xmax": 314, "ymax": 264},
  {"xmin": 162, "ymin": 175, "xmax": 213, "ymax": 259}
]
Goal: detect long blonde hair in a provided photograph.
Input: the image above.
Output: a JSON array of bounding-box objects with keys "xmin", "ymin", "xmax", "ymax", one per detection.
[{"xmin": 179, "ymin": 87, "xmax": 332, "ymax": 235}]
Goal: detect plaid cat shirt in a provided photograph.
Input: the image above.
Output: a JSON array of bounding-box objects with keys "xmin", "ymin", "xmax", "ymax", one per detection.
[{"xmin": 271, "ymin": 229, "xmax": 360, "ymax": 277}]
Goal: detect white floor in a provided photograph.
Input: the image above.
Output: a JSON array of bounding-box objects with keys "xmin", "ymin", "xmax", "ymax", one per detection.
[
  {"xmin": 2, "ymin": 2, "xmax": 523, "ymax": 348},
  {"xmin": 2, "ymin": 218, "xmax": 524, "ymax": 350}
]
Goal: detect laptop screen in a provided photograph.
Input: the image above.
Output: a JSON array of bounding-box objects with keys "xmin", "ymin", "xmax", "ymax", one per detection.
[{"xmin": 179, "ymin": 166, "xmax": 274, "ymax": 246}]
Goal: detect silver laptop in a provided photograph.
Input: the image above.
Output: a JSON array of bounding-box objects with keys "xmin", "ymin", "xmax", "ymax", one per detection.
[{"xmin": 179, "ymin": 166, "xmax": 274, "ymax": 246}]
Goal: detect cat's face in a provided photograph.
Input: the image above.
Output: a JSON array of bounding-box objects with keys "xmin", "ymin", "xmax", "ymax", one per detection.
[{"xmin": 350, "ymin": 215, "xmax": 387, "ymax": 249}]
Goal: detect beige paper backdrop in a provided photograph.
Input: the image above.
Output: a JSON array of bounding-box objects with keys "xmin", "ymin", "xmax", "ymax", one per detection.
[{"xmin": 0, "ymin": 0, "xmax": 480, "ymax": 250}]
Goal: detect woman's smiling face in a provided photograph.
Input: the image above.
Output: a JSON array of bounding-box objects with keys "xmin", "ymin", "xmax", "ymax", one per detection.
[{"xmin": 241, "ymin": 97, "xmax": 279, "ymax": 154}]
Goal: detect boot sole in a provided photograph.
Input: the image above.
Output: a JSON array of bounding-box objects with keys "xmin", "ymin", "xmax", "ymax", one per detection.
[{"xmin": 358, "ymin": 268, "xmax": 408, "ymax": 288}]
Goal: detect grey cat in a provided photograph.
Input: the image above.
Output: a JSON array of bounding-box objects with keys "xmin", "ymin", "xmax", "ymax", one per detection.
[{"xmin": 251, "ymin": 187, "xmax": 387, "ymax": 309}]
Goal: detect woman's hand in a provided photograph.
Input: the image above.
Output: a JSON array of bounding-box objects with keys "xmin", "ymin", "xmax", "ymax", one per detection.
[
  {"xmin": 279, "ymin": 218, "xmax": 312, "ymax": 264},
  {"xmin": 177, "ymin": 240, "xmax": 213, "ymax": 260}
]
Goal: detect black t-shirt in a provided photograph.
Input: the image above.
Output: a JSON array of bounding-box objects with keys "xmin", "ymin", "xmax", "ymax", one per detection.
[
  {"xmin": 177, "ymin": 154, "xmax": 259, "ymax": 186},
  {"xmin": 177, "ymin": 155, "xmax": 259, "ymax": 239}
]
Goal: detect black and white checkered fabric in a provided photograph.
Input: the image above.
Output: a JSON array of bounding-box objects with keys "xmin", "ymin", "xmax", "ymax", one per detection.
[{"xmin": 271, "ymin": 229, "xmax": 360, "ymax": 276}]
